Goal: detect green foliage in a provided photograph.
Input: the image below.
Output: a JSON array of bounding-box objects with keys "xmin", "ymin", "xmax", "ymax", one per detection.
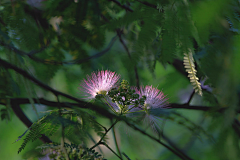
[
  {"xmin": 17, "ymin": 109, "xmax": 105, "ymax": 154},
  {"xmin": 37, "ymin": 142, "xmax": 105, "ymax": 160},
  {"xmin": 0, "ymin": 108, "xmax": 10, "ymax": 121},
  {"xmin": 160, "ymin": 6, "xmax": 177, "ymax": 63}
]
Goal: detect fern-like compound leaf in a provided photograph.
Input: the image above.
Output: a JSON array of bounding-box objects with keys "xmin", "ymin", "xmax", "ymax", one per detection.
[{"xmin": 183, "ymin": 51, "xmax": 202, "ymax": 96}]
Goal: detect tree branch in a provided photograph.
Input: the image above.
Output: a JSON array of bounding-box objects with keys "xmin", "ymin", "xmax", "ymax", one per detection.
[
  {"xmin": 187, "ymin": 90, "xmax": 195, "ymax": 104},
  {"xmin": 1, "ymin": 97, "xmax": 236, "ymax": 113},
  {"xmin": 0, "ymin": 35, "xmax": 118, "ymax": 65},
  {"xmin": 136, "ymin": 0, "xmax": 158, "ymax": 10},
  {"xmin": 172, "ymin": 59, "xmax": 188, "ymax": 77},
  {"xmin": 0, "ymin": 58, "xmax": 235, "ymax": 159},
  {"xmin": 2, "ymin": 97, "xmax": 196, "ymax": 159},
  {"xmin": 68, "ymin": 35, "xmax": 118, "ymax": 64},
  {"xmin": 117, "ymin": 30, "xmax": 140, "ymax": 89},
  {"xmin": 0, "ymin": 40, "xmax": 49, "ymax": 56},
  {"xmin": 108, "ymin": 0, "xmax": 133, "ymax": 12},
  {"xmin": 0, "ymin": 58, "xmax": 118, "ymax": 119},
  {"xmin": 90, "ymin": 119, "xmax": 119, "ymax": 150},
  {"xmin": 123, "ymin": 120, "xmax": 193, "ymax": 160},
  {"xmin": 161, "ymin": 133, "xmax": 191, "ymax": 160},
  {"xmin": 111, "ymin": 119, "xmax": 122, "ymax": 159},
  {"xmin": 10, "ymin": 99, "xmax": 52, "ymax": 144},
  {"xmin": 169, "ymin": 103, "xmax": 221, "ymax": 112},
  {"xmin": 100, "ymin": 142, "xmax": 123, "ymax": 160}
]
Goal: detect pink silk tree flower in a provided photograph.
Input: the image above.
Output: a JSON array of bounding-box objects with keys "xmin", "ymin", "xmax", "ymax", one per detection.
[
  {"xmin": 80, "ymin": 70, "xmax": 120, "ymax": 100},
  {"xmin": 137, "ymin": 85, "xmax": 168, "ymax": 109},
  {"xmin": 136, "ymin": 85, "xmax": 168, "ymax": 132}
]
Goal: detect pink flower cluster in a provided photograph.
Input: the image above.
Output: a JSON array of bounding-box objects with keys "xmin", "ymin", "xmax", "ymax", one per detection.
[
  {"xmin": 137, "ymin": 85, "xmax": 168, "ymax": 110},
  {"xmin": 136, "ymin": 86, "xmax": 168, "ymax": 132},
  {"xmin": 79, "ymin": 70, "xmax": 168, "ymax": 133}
]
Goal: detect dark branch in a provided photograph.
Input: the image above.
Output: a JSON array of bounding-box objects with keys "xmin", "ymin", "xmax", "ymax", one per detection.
[
  {"xmin": 10, "ymin": 100, "xmax": 52, "ymax": 143},
  {"xmin": 233, "ymin": 119, "xmax": 240, "ymax": 138},
  {"xmin": 0, "ymin": 97, "xmax": 201, "ymax": 159},
  {"xmin": 117, "ymin": 30, "xmax": 140, "ymax": 89},
  {"xmin": 0, "ymin": 36, "xmax": 118, "ymax": 65},
  {"xmin": 0, "ymin": 59, "xmax": 232, "ymax": 158},
  {"xmin": 134, "ymin": 66, "xmax": 140, "ymax": 89},
  {"xmin": 0, "ymin": 58, "xmax": 118, "ymax": 119},
  {"xmin": 169, "ymin": 103, "xmax": 227, "ymax": 112},
  {"xmin": 161, "ymin": 133, "xmax": 192, "ymax": 160},
  {"xmin": 0, "ymin": 40, "xmax": 49, "ymax": 56},
  {"xmin": 100, "ymin": 142, "xmax": 123, "ymax": 160},
  {"xmin": 136, "ymin": 0, "xmax": 158, "ymax": 10},
  {"xmin": 108, "ymin": 0, "xmax": 133, "ymax": 12},
  {"xmin": 123, "ymin": 120, "xmax": 192, "ymax": 160},
  {"xmin": 172, "ymin": 59, "xmax": 188, "ymax": 77},
  {"xmin": 0, "ymin": 17, "xmax": 6, "ymax": 26},
  {"xmin": 27, "ymin": 41, "xmax": 50, "ymax": 56},
  {"xmin": 2, "ymin": 98, "xmax": 193, "ymax": 159},
  {"xmin": 68, "ymin": 35, "xmax": 118, "ymax": 64},
  {"xmin": 187, "ymin": 90, "xmax": 195, "ymax": 104},
  {"xmin": 171, "ymin": 59, "xmax": 218, "ymax": 101},
  {"xmin": 1, "ymin": 98, "xmax": 235, "ymax": 113}
]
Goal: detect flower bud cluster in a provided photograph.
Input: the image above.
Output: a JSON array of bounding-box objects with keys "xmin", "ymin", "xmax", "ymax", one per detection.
[{"xmin": 108, "ymin": 80, "xmax": 146, "ymax": 106}]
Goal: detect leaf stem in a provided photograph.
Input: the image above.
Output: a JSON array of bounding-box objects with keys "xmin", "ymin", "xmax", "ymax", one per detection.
[
  {"xmin": 111, "ymin": 120, "xmax": 122, "ymax": 159},
  {"xmin": 187, "ymin": 90, "xmax": 195, "ymax": 104},
  {"xmin": 89, "ymin": 119, "xmax": 119, "ymax": 150},
  {"xmin": 100, "ymin": 142, "xmax": 123, "ymax": 160},
  {"xmin": 102, "ymin": 97, "xmax": 118, "ymax": 115},
  {"xmin": 56, "ymin": 95, "xmax": 70, "ymax": 160}
]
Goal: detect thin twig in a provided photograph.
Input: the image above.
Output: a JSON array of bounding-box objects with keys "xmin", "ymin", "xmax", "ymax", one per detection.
[
  {"xmin": 134, "ymin": 66, "xmax": 140, "ymax": 89},
  {"xmin": 136, "ymin": 0, "xmax": 158, "ymax": 10},
  {"xmin": 100, "ymin": 142, "xmax": 123, "ymax": 160},
  {"xmin": 182, "ymin": 114, "xmax": 206, "ymax": 152},
  {"xmin": 93, "ymin": 118, "xmax": 108, "ymax": 132},
  {"xmin": 111, "ymin": 119, "xmax": 122, "ymax": 159},
  {"xmin": 27, "ymin": 43, "xmax": 50, "ymax": 56},
  {"xmin": 67, "ymin": 35, "xmax": 118, "ymax": 64},
  {"xmin": 161, "ymin": 133, "xmax": 191, "ymax": 160},
  {"xmin": 90, "ymin": 119, "xmax": 119, "ymax": 150},
  {"xmin": 0, "ymin": 35, "xmax": 118, "ymax": 65},
  {"xmin": 55, "ymin": 94, "xmax": 69, "ymax": 160},
  {"xmin": 10, "ymin": 99, "xmax": 52, "ymax": 144},
  {"xmin": 0, "ymin": 40, "xmax": 49, "ymax": 56},
  {"xmin": 117, "ymin": 30, "xmax": 140, "ymax": 89},
  {"xmin": 125, "ymin": 121, "xmax": 192, "ymax": 160},
  {"xmin": 187, "ymin": 90, "xmax": 195, "ymax": 104},
  {"xmin": 172, "ymin": 59, "xmax": 217, "ymax": 99},
  {"xmin": 124, "ymin": 120, "xmax": 193, "ymax": 160},
  {"xmin": 56, "ymin": 95, "xmax": 70, "ymax": 160},
  {"xmin": 122, "ymin": 152, "xmax": 131, "ymax": 160},
  {"xmin": 87, "ymin": 133, "xmax": 104, "ymax": 154},
  {"xmin": 61, "ymin": 126, "xmax": 70, "ymax": 160},
  {"xmin": 0, "ymin": 17, "xmax": 6, "ymax": 26}
]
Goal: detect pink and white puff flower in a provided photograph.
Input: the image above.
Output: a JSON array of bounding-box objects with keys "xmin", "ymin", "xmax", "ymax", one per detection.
[
  {"xmin": 136, "ymin": 85, "xmax": 168, "ymax": 132},
  {"xmin": 137, "ymin": 85, "xmax": 168, "ymax": 109},
  {"xmin": 80, "ymin": 70, "xmax": 120, "ymax": 100}
]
